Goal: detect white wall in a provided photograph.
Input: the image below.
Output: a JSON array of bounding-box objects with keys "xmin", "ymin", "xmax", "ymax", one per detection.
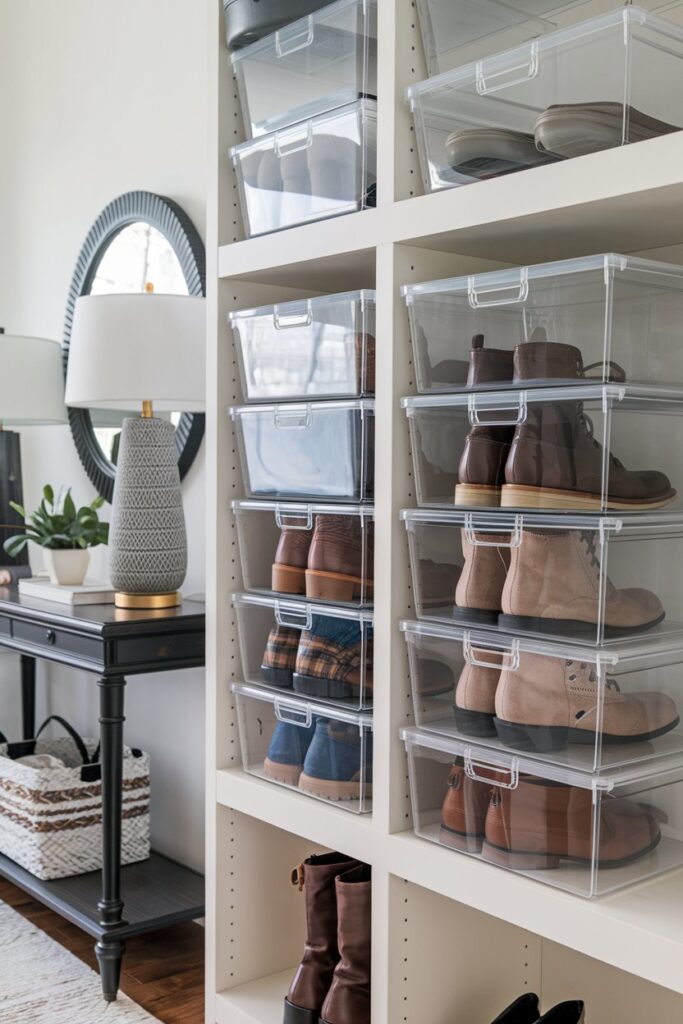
[{"xmin": 0, "ymin": 0, "xmax": 207, "ymax": 871}]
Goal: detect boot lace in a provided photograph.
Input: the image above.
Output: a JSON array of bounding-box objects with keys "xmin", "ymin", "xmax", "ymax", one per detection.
[
  {"xmin": 565, "ymin": 659, "xmax": 621, "ymax": 694},
  {"xmin": 578, "ymin": 411, "xmax": 623, "ymax": 469}
]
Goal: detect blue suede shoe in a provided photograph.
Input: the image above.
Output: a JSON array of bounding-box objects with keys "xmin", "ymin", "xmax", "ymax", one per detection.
[
  {"xmin": 299, "ymin": 718, "xmax": 372, "ymax": 803},
  {"xmin": 263, "ymin": 717, "xmax": 316, "ymax": 787}
]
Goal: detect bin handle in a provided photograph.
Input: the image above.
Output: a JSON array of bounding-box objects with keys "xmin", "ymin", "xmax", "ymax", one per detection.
[
  {"xmin": 275, "ymin": 506, "xmax": 313, "ymax": 531},
  {"xmin": 475, "ymin": 42, "xmax": 539, "ymax": 96},
  {"xmin": 465, "ymin": 750, "xmax": 519, "ymax": 790},
  {"xmin": 275, "ymin": 15, "xmax": 315, "ymax": 58},
  {"xmin": 274, "ymin": 121, "xmax": 314, "ymax": 157},
  {"xmin": 274, "ymin": 405, "xmax": 312, "ymax": 429},
  {"xmin": 468, "ymin": 392, "xmax": 527, "ymax": 428},
  {"xmin": 274, "ymin": 702, "xmax": 313, "ymax": 728},
  {"xmin": 275, "ymin": 604, "xmax": 313, "ymax": 630},
  {"xmin": 468, "ymin": 270, "xmax": 529, "ymax": 308},
  {"xmin": 273, "ymin": 302, "xmax": 313, "ymax": 330},
  {"xmin": 464, "ymin": 513, "xmax": 523, "ymax": 549},
  {"xmin": 463, "ymin": 634, "xmax": 520, "ymax": 673}
]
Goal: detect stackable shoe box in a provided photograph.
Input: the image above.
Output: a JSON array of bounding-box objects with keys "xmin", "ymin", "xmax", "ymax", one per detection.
[
  {"xmin": 406, "ymin": 5, "xmax": 683, "ymax": 194},
  {"xmin": 228, "ymin": 0, "xmax": 378, "ymax": 235},
  {"xmin": 229, "ymin": 290, "xmax": 376, "ymax": 813},
  {"xmin": 399, "ymin": 251, "xmax": 683, "ymax": 896}
]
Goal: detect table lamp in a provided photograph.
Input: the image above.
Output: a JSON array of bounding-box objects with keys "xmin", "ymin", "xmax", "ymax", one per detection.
[
  {"xmin": 65, "ymin": 293, "xmax": 206, "ymax": 609},
  {"xmin": 0, "ymin": 330, "xmax": 67, "ymax": 575}
]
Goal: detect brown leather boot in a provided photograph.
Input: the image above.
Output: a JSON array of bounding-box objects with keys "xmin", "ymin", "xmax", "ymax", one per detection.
[
  {"xmin": 499, "ymin": 528, "xmax": 665, "ymax": 638},
  {"xmin": 273, "ymin": 527, "xmax": 313, "ymax": 595},
  {"xmin": 284, "ymin": 853, "xmax": 359, "ymax": 1024},
  {"xmin": 357, "ymin": 332, "xmax": 375, "ymax": 395},
  {"xmin": 513, "ymin": 328, "xmax": 626, "ymax": 385},
  {"xmin": 483, "ymin": 777, "xmax": 660, "ymax": 869},
  {"xmin": 454, "ymin": 529, "xmax": 511, "ymax": 625},
  {"xmin": 440, "ymin": 761, "xmax": 496, "ymax": 853},
  {"xmin": 454, "ymin": 651, "xmax": 504, "ymax": 737},
  {"xmin": 320, "ymin": 864, "xmax": 371, "ymax": 1024},
  {"xmin": 494, "ymin": 651, "xmax": 679, "ymax": 752},
  {"xmin": 305, "ymin": 515, "xmax": 373, "ymax": 602},
  {"xmin": 501, "ymin": 366, "xmax": 674, "ymax": 510},
  {"xmin": 455, "ymin": 335, "xmax": 515, "ymax": 507},
  {"xmin": 261, "ymin": 625, "xmax": 299, "ymax": 687}
]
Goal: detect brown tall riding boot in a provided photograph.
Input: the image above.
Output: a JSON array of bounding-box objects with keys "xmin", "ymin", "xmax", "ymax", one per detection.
[
  {"xmin": 284, "ymin": 853, "xmax": 359, "ymax": 1024},
  {"xmin": 455, "ymin": 334, "xmax": 515, "ymax": 507},
  {"xmin": 320, "ymin": 864, "xmax": 371, "ymax": 1024}
]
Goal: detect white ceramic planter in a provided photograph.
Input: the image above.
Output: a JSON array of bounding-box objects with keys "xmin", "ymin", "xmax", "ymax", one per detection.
[{"xmin": 43, "ymin": 548, "xmax": 90, "ymax": 586}]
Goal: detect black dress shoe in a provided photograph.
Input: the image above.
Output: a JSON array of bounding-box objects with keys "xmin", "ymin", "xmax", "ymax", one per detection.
[
  {"xmin": 491, "ymin": 993, "xmax": 540, "ymax": 1024},
  {"xmin": 539, "ymin": 1001, "xmax": 585, "ymax": 1024}
]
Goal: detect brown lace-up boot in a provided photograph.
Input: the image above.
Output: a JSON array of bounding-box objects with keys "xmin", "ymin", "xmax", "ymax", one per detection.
[
  {"xmin": 284, "ymin": 853, "xmax": 359, "ymax": 1024},
  {"xmin": 273, "ymin": 526, "xmax": 313, "ymax": 595},
  {"xmin": 319, "ymin": 864, "xmax": 371, "ymax": 1024},
  {"xmin": 440, "ymin": 761, "xmax": 495, "ymax": 853},
  {"xmin": 306, "ymin": 515, "xmax": 373, "ymax": 602}
]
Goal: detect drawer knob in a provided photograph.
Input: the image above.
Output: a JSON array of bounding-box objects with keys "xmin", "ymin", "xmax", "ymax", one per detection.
[{"xmin": 45, "ymin": 629, "xmax": 56, "ymax": 645}]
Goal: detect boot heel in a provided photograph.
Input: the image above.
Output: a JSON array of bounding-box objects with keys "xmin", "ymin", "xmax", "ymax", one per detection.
[
  {"xmin": 305, "ymin": 569, "xmax": 359, "ymax": 602},
  {"xmin": 483, "ymin": 841, "xmax": 560, "ymax": 870},
  {"xmin": 283, "ymin": 998, "xmax": 320, "ymax": 1024},
  {"xmin": 272, "ymin": 563, "xmax": 306, "ymax": 594},
  {"xmin": 439, "ymin": 825, "xmax": 484, "ymax": 853},
  {"xmin": 454, "ymin": 483, "xmax": 501, "ymax": 507},
  {"xmin": 260, "ymin": 666, "xmax": 294, "ymax": 688},
  {"xmin": 453, "ymin": 706, "xmax": 497, "ymax": 738},
  {"xmin": 494, "ymin": 717, "xmax": 569, "ymax": 752}
]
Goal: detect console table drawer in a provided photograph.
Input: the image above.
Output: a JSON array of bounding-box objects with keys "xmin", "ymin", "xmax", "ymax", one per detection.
[{"xmin": 11, "ymin": 620, "xmax": 102, "ymax": 663}]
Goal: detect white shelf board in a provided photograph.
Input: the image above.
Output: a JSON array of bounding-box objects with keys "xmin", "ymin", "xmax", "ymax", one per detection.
[
  {"xmin": 218, "ymin": 132, "xmax": 683, "ymax": 281},
  {"xmin": 215, "ymin": 969, "xmax": 294, "ymax": 1024},
  {"xmin": 216, "ymin": 768, "xmax": 379, "ymax": 863}
]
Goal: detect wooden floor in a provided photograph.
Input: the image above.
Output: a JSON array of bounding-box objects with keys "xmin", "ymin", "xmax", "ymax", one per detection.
[{"xmin": 0, "ymin": 878, "xmax": 205, "ymax": 1023}]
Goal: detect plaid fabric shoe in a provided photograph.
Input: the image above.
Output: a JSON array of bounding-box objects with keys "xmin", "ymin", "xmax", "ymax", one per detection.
[
  {"xmin": 261, "ymin": 625, "xmax": 299, "ymax": 688},
  {"xmin": 299, "ymin": 718, "xmax": 373, "ymax": 802},
  {"xmin": 293, "ymin": 615, "xmax": 373, "ymax": 702}
]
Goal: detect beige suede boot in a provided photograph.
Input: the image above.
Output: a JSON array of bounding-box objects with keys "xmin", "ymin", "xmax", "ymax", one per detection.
[
  {"xmin": 454, "ymin": 530, "xmax": 510, "ymax": 626},
  {"xmin": 454, "ymin": 651, "xmax": 504, "ymax": 737},
  {"xmin": 494, "ymin": 652, "xmax": 679, "ymax": 752},
  {"xmin": 499, "ymin": 529, "xmax": 664, "ymax": 639}
]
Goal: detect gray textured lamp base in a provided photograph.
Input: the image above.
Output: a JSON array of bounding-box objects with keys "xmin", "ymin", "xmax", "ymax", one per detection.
[{"xmin": 109, "ymin": 416, "xmax": 187, "ymax": 610}]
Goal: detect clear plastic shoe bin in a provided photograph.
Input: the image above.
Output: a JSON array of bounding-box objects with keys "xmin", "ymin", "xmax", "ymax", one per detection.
[
  {"xmin": 229, "ymin": 289, "xmax": 376, "ymax": 402},
  {"xmin": 403, "ymin": 385, "xmax": 683, "ymax": 512},
  {"xmin": 231, "ymin": 500, "xmax": 374, "ymax": 607},
  {"xmin": 406, "ymin": 7, "xmax": 683, "ymax": 193},
  {"xmin": 233, "ymin": 683, "xmax": 373, "ymax": 814},
  {"xmin": 402, "ymin": 254, "xmax": 683, "ymax": 394},
  {"xmin": 232, "ymin": 592, "xmax": 374, "ymax": 709},
  {"xmin": 402, "ymin": 507, "xmax": 683, "ymax": 646},
  {"xmin": 231, "ymin": 99, "xmax": 377, "ymax": 237},
  {"xmin": 401, "ymin": 726, "xmax": 683, "ymax": 898},
  {"xmin": 401, "ymin": 619, "xmax": 683, "ymax": 773},
  {"xmin": 231, "ymin": 399, "xmax": 374, "ymax": 502},
  {"xmin": 232, "ymin": 0, "xmax": 377, "ymax": 139}
]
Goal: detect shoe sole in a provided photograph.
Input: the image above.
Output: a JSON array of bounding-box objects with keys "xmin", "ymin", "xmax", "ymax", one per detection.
[
  {"xmin": 263, "ymin": 758, "xmax": 302, "ymax": 786},
  {"xmin": 497, "ymin": 611, "xmax": 666, "ymax": 639},
  {"xmin": 453, "ymin": 606, "xmax": 500, "ymax": 626},
  {"xmin": 272, "ymin": 563, "xmax": 306, "ymax": 594},
  {"xmin": 439, "ymin": 824, "xmax": 484, "ymax": 854},
  {"xmin": 305, "ymin": 568, "xmax": 373, "ymax": 602},
  {"xmin": 454, "ymin": 483, "xmax": 501, "ymax": 507},
  {"xmin": 260, "ymin": 666, "xmax": 294, "ymax": 688},
  {"xmin": 500, "ymin": 483, "xmax": 677, "ymax": 511},
  {"xmin": 453, "ymin": 706, "xmax": 497, "ymax": 738},
  {"xmin": 493, "ymin": 715, "xmax": 681, "ymax": 753},
  {"xmin": 535, "ymin": 103, "xmax": 678, "ymax": 159},
  {"xmin": 298, "ymin": 773, "xmax": 372, "ymax": 802},
  {"xmin": 482, "ymin": 830, "xmax": 661, "ymax": 871},
  {"xmin": 293, "ymin": 672, "xmax": 371, "ymax": 704}
]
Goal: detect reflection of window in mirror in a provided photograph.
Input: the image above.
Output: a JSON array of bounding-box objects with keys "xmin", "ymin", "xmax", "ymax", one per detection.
[{"xmin": 88, "ymin": 223, "xmax": 186, "ymax": 462}]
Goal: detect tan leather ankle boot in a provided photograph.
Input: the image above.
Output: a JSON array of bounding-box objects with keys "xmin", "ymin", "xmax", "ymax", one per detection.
[
  {"xmin": 494, "ymin": 651, "xmax": 679, "ymax": 752},
  {"xmin": 305, "ymin": 515, "xmax": 373, "ymax": 602},
  {"xmin": 273, "ymin": 526, "xmax": 313, "ymax": 595},
  {"xmin": 284, "ymin": 853, "xmax": 359, "ymax": 1024},
  {"xmin": 320, "ymin": 864, "xmax": 371, "ymax": 1024},
  {"xmin": 499, "ymin": 529, "xmax": 664, "ymax": 639},
  {"xmin": 440, "ymin": 761, "xmax": 497, "ymax": 853},
  {"xmin": 454, "ymin": 652, "xmax": 504, "ymax": 737},
  {"xmin": 454, "ymin": 529, "xmax": 510, "ymax": 626}
]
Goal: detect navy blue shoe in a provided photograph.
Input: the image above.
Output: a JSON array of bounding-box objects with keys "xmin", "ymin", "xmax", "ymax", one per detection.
[
  {"xmin": 263, "ymin": 717, "xmax": 316, "ymax": 787},
  {"xmin": 299, "ymin": 718, "xmax": 372, "ymax": 804}
]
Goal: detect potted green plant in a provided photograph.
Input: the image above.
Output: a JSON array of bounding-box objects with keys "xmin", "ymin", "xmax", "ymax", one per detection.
[{"xmin": 3, "ymin": 485, "xmax": 109, "ymax": 585}]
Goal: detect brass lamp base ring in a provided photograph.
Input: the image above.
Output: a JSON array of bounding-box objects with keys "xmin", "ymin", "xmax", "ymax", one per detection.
[{"xmin": 115, "ymin": 592, "xmax": 181, "ymax": 610}]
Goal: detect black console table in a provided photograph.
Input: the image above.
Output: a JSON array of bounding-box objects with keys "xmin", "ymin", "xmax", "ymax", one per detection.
[{"xmin": 0, "ymin": 587, "xmax": 205, "ymax": 1001}]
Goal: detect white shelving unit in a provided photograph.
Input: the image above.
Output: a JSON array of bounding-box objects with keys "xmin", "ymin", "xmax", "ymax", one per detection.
[{"xmin": 205, "ymin": 0, "xmax": 683, "ymax": 1020}]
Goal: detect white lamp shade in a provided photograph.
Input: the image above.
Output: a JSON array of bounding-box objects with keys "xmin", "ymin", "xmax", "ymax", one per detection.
[
  {"xmin": 0, "ymin": 334, "xmax": 67, "ymax": 425},
  {"xmin": 65, "ymin": 293, "xmax": 206, "ymax": 412}
]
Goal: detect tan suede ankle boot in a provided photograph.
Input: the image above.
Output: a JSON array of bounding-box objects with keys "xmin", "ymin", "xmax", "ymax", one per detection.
[
  {"xmin": 454, "ymin": 529, "xmax": 510, "ymax": 626},
  {"xmin": 454, "ymin": 651, "xmax": 504, "ymax": 737}
]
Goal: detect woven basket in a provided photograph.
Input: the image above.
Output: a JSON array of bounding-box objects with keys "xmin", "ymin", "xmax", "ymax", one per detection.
[{"xmin": 0, "ymin": 718, "xmax": 150, "ymax": 880}]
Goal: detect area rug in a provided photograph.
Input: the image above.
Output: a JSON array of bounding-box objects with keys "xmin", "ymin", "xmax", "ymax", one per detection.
[{"xmin": 0, "ymin": 901, "xmax": 158, "ymax": 1022}]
